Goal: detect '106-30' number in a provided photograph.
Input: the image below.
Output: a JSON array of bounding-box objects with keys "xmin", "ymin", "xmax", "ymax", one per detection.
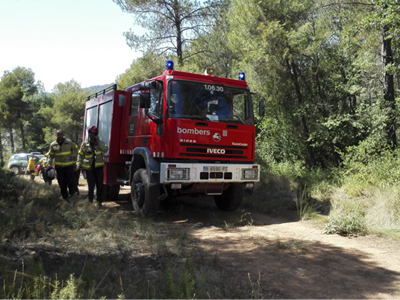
[{"xmin": 204, "ymin": 85, "xmax": 224, "ymax": 92}]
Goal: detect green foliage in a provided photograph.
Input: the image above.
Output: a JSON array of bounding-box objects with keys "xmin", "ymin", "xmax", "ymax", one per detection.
[
  {"xmin": 162, "ymin": 259, "xmax": 196, "ymax": 299},
  {"xmin": 323, "ymin": 211, "xmax": 367, "ymax": 236},
  {"xmin": 294, "ymin": 186, "xmax": 319, "ymax": 221},
  {"xmin": 340, "ymin": 144, "xmax": 400, "ymax": 192},
  {"xmin": 0, "ymin": 67, "xmax": 40, "ymax": 153},
  {"xmin": 183, "ymin": 0, "xmax": 234, "ymax": 77},
  {"xmin": 23, "ymin": 90, "xmax": 54, "ymax": 153},
  {"xmin": 39, "ymin": 79, "xmax": 88, "ymax": 144},
  {"xmin": 116, "ymin": 52, "xmax": 166, "ymax": 90},
  {"xmin": 318, "ymin": 143, "xmax": 400, "ymax": 237},
  {"xmin": 227, "ymin": 0, "xmax": 398, "ymax": 168},
  {"xmin": 3, "ymin": 271, "xmax": 86, "ymax": 299},
  {"xmin": 255, "ymin": 115, "xmax": 305, "ymax": 165},
  {"xmin": 50, "ymin": 274, "xmax": 84, "ymax": 299}
]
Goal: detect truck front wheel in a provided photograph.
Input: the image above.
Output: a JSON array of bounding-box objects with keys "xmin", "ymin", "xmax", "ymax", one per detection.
[
  {"xmin": 131, "ymin": 168, "xmax": 160, "ymax": 217},
  {"xmin": 214, "ymin": 183, "xmax": 244, "ymax": 211}
]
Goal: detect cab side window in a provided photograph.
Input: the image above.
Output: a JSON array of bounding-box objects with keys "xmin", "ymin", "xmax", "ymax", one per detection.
[
  {"xmin": 148, "ymin": 85, "xmax": 163, "ymax": 117},
  {"xmin": 131, "ymin": 91, "xmax": 140, "ymax": 116}
]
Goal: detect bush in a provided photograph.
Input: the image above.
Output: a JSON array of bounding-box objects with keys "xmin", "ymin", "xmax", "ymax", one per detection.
[{"xmin": 323, "ymin": 211, "xmax": 367, "ymax": 236}]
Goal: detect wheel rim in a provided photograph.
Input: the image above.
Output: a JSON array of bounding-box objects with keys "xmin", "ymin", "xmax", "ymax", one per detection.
[
  {"xmin": 10, "ymin": 167, "xmax": 18, "ymax": 174},
  {"xmin": 132, "ymin": 182, "xmax": 145, "ymax": 208}
]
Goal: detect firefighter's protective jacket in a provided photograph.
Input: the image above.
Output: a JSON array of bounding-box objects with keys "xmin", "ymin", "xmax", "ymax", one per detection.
[
  {"xmin": 49, "ymin": 139, "xmax": 78, "ymax": 168},
  {"xmin": 27, "ymin": 157, "xmax": 36, "ymax": 171},
  {"xmin": 77, "ymin": 139, "xmax": 108, "ymax": 170}
]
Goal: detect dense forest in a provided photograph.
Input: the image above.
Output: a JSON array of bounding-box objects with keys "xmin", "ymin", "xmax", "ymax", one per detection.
[{"xmin": 1, "ymin": 0, "xmax": 400, "ymax": 233}]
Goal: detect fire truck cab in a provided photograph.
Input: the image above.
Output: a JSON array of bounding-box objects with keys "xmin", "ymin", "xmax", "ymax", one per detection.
[{"xmin": 83, "ymin": 61, "xmax": 265, "ymax": 216}]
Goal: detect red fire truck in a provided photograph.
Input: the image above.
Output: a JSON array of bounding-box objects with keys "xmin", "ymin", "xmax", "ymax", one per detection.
[{"xmin": 83, "ymin": 61, "xmax": 265, "ymax": 216}]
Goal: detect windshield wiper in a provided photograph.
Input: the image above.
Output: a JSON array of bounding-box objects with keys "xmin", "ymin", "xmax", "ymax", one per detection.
[
  {"xmin": 188, "ymin": 116, "xmax": 211, "ymax": 121},
  {"xmin": 225, "ymin": 115, "xmax": 245, "ymax": 124}
]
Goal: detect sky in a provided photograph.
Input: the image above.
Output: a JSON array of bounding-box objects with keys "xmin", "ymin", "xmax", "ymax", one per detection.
[{"xmin": 0, "ymin": 0, "xmax": 141, "ymax": 92}]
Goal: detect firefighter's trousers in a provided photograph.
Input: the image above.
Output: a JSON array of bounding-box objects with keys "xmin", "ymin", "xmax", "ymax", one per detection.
[
  {"xmin": 86, "ymin": 167, "xmax": 104, "ymax": 203},
  {"xmin": 55, "ymin": 165, "xmax": 75, "ymax": 200}
]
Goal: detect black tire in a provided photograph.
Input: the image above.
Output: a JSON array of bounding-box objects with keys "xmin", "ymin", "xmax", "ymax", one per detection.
[
  {"xmin": 214, "ymin": 183, "xmax": 244, "ymax": 211},
  {"xmin": 103, "ymin": 184, "xmax": 120, "ymax": 201},
  {"xmin": 10, "ymin": 166, "xmax": 20, "ymax": 175},
  {"xmin": 131, "ymin": 168, "xmax": 160, "ymax": 217}
]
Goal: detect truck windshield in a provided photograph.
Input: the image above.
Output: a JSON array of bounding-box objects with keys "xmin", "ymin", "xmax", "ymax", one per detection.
[{"xmin": 168, "ymin": 80, "xmax": 254, "ymax": 125}]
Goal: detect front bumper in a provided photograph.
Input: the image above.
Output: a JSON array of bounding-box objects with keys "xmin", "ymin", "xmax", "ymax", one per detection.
[{"xmin": 159, "ymin": 163, "xmax": 260, "ymax": 184}]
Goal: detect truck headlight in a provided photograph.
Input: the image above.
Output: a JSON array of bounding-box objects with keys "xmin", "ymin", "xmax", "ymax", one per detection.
[
  {"xmin": 167, "ymin": 168, "xmax": 190, "ymax": 180},
  {"xmin": 242, "ymin": 168, "xmax": 258, "ymax": 180}
]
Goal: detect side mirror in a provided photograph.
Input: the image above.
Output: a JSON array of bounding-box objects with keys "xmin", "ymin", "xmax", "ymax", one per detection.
[
  {"xmin": 139, "ymin": 92, "xmax": 150, "ymax": 108},
  {"xmin": 259, "ymin": 100, "xmax": 265, "ymax": 117},
  {"xmin": 138, "ymin": 81, "xmax": 156, "ymax": 90}
]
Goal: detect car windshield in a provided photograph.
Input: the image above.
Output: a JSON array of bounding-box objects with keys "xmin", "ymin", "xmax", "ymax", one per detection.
[{"xmin": 168, "ymin": 80, "xmax": 254, "ymax": 125}]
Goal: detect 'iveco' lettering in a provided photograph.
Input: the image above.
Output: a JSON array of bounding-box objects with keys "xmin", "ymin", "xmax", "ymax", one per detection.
[
  {"xmin": 177, "ymin": 127, "xmax": 210, "ymax": 135},
  {"xmin": 207, "ymin": 149, "xmax": 226, "ymax": 154}
]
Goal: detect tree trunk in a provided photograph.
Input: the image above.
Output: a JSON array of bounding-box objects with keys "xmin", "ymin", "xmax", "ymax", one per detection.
[
  {"xmin": 287, "ymin": 60, "xmax": 316, "ymax": 167},
  {"xmin": 9, "ymin": 128, "xmax": 14, "ymax": 152},
  {"xmin": 176, "ymin": 20, "xmax": 183, "ymax": 65},
  {"xmin": 349, "ymin": 94, "xmax": 357, "ymax": 141},
  {"xmin": 173, "ymin": 0, "xmax": 183, "ymax": 66},
  {"xmin": 20, "ymin": 122, "xmax": 26, "ymax": 152},
  {"xmin": 0, "ymin": 132, "xmax": 3, "ymax": 167},
  {"xmin": 381, "ymin": 23, "xmax": 397, "ymax": 148}
]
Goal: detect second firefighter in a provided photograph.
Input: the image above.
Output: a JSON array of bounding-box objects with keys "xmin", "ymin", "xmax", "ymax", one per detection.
[{"xmin": 76, "ymin": 126, "xmax": 108, "ymax": 207}]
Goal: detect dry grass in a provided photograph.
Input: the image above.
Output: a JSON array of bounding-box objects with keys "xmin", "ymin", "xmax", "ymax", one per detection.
[{"xmin": 0, "ymin": 171, "xmax": 260, "ymax": 299}]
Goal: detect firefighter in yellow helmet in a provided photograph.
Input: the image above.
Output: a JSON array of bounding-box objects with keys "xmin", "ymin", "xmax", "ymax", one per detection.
[
  {"xmin": 76, "ymin": 125, "xmax": 108, "ymax": 208},
  {"xmin": 48, "ymin": 130, "xmax": 78, "ymax": 201},
  {"xmin": 27, "ymin": 153, "xmax": 36, "ymax": 181}
]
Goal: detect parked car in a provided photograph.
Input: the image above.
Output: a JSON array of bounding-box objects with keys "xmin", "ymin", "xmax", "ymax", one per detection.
[{"xmin": 7, "ymin": 153, "xmax": 44, "ymax": 175}]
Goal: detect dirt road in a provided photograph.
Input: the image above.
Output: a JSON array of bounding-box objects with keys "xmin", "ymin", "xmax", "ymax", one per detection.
[
  {"xmin": 192, "ymin": 214, "xmax": 400, "ymax": 299},
  {"xmin": 74, "ymin": 182, "xmax": 400, "ymax": 298},
  {"xmin": 96, "ymin": 186, "xmax": 400, "ymax": 299}
]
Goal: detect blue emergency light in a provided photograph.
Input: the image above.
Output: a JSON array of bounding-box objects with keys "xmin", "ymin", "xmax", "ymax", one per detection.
[
  {"xmin": 238, "ymin": 72, "xmax": 245, "ymax": 81},
  {"xmin": 166, "ymin": 60, "xmax": 174, "ymax": 70}
]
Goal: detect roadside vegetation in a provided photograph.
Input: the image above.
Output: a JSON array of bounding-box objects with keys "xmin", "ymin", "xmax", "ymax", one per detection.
[
  {"xmin": 2, "ymin": 141, "xmax": 400, "ymax": 298},
  {"xmin": 244, "ymin": 142, "xmax": 400, "ymax": 239},
  {"xmin": 0, "ymin": 169, "xmax": 263, "ymax": 299}
]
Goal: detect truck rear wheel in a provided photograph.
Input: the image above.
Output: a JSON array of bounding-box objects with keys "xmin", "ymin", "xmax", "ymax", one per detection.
[
  {"xmin": 131, "ymin": 168, "xmax": 160, "ymax": 217},
  {"xmin": 214, "ymin": 183, "xmax": 244, "ymax": 211}
]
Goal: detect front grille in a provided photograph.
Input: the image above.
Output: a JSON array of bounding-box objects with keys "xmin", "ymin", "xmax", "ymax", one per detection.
[
  {"xmin": 180, "ymin": 143, "xmax": 248, "ymax": 159},
  {"xmin": 200, "ymin": 171, "xmax": 233, "ymax": 180},
  {"xmin": 180, "ymin": 143, "xmax": 247, "ymax": 149},
  {"xmin": 186, "ymin": 148, "xmax": 243, "ymax": 155}
]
